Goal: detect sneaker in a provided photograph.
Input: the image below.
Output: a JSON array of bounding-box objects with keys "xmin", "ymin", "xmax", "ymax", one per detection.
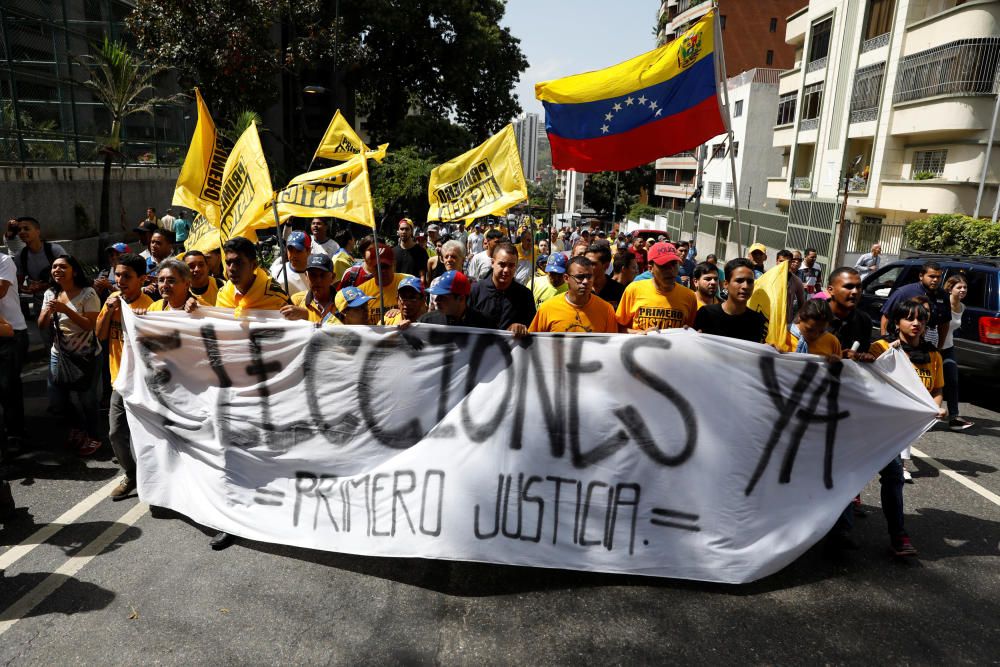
[
  {"xmin": 66, "ymin": 428, "xmax": 85, "ymax": 449},
  {"xmin": 109, "ymin": 476, "xmax": 136, "ymax": 501},
  {"xmin": 903, "ymin": 469, "xmax": 913, "ymax": 483},
  {"xmin": 891, "ymin": 535, "xmax": 918, "ymax": 557},
  {"xmin": 949, "ymin": 417, "xmax": 974, "ymax": 431},
  {"xmin": 78, "ymin": 438, "xmax": 101, "ymax": 457}
]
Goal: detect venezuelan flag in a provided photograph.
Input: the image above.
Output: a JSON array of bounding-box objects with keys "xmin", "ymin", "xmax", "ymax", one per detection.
[{"xmin": 535, "ymin": 11, "xmax": 725, "ymax": 172}]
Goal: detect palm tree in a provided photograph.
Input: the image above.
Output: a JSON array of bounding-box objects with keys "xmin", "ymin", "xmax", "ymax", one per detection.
[{"xmin": 77, "ymin": 37, "xmax": 176, "ymax": 264}]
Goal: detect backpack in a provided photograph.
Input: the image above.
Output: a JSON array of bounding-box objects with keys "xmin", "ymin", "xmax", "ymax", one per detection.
[{"xmin": 18, "ymin": 241, "xmax": 56, "ymax": 281}]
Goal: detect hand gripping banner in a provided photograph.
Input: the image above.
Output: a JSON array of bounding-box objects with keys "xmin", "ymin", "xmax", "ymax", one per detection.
[{"xmin": 118, "ymin": 308, "xmax": 936, "ymax": 584}]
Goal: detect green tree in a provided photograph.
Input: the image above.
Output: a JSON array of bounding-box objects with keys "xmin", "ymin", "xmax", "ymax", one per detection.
[
  {"xmin": 369, "ymin": 146, "xmax": 437, "ymax": 230},
  {"xmin": 584, "ymin": 165, "xmax": 655, "ymax": 218},
  {"xmin": 76, "ymin": 37, "xmax": 176, "ymax": 264}
]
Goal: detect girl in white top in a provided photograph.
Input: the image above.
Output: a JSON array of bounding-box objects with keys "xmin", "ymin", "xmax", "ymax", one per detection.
[
  {"xmin": 38, "ymin": 255, "xmax": 102, "ymax": 454},
  {"xmin": 940, "ymin": 274, "xmax": 973, "ymax": 431}
]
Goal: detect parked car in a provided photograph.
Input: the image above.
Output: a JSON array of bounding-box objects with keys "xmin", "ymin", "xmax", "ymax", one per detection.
[{"xmin": 859, "ymin": 254, "xmax": 1000, "ymax": 375}]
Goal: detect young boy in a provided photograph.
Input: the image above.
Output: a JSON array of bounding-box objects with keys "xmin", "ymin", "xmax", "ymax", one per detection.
[
  {"xmin": 95, "ymin": 253, "xmax": 154, "ymax": 500},
  {"xmin": 792, "ymin": 299, "xmax": 842, "ymax": 362},
  {"xmin": 693, "ymin": 258, "xmax": 767, "ymax": 343},
  {"xmin": 327, "ymin": 286, "xmax": 374, "ymax": 326}
]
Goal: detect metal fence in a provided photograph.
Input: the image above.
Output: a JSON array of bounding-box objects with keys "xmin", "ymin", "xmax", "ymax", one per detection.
[
  {"xmin": 893, "ymin": 37, "xmax": 1000, "ymax": 104},
  {"xmin": 0, "ymin": 0, "xmax": 187, "ymax": 167},
  {"xmin": 841, "ymin": 220, "xmax": 905, "ymax": 256}
]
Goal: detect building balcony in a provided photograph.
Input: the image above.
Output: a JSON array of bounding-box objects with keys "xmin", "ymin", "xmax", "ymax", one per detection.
[
  {"xmin": 655, "ymin": 154, "xmax": 698, "ymax": 170},
  {"xmin": 773, "ymin": 123, "xmax": 796, "ymax": 147},
  {"xmin": 905, "ymin": 0, "xmax": 1000, "ymax": 54},
  {"xmin": 805, "ymin": 56, "xmax": 828, "ymax": 74},
  {"xmin": 786, "ymin": 6, "xmax": 808, "ymax": 45},
  {"xmin": 894, "ymin": 39, "xmax": 1000, "ymax": 107},
  {"xmin": 767, "ymin": 177, "xmax": 790, "ymax": 201},
  {"xmin": 779, "ymin": 69, "xmax": 802, "ymax": 96},
  {"xmin": 878, "ymin": 178, "xmax": 995, "ymax": 215},
  {"xmin": 891, "ymin": 95, "xmax": 996, "ymax": 137},
  {"xmin": 654, "ymin": 182, "xmax": 696, "ymax": 200},
  {"xmin": 861, "ymin": 32, "xmax": 890, "ymax": 54},
  {"xmin": 792, "ymin": 176, "xmax": 812, "ymax": 191},
  {"xmin": 670, "ymin": 0, "xmax": 711, "ymax": 31}
]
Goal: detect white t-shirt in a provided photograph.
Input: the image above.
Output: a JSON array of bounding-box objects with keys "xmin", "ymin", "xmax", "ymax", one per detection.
[
  {"xmin": 467, "ymin": 232, "xmax": 484, "ymax": 255},
  {"xmin": 5, "ymin": 235, "xmax": 25, "ymax": 257},
  {"xmin": 269, "ymin": 259, "xmax": 309, "ymax": 296},
  {"xmin": 43, "ymin": 287, "xmax": 100, "ymax": 355},
  {"xmin": 0, "ymin": 253, "xmax": 27, "ymax": 330},
  {"xmin": 941, "ymin": 303, "xmax": 964, "ymax": 350},
  {"xmin": 159, "ymin": 214, "xmax": 175, "ymax": 231},
  {"xmin": 467, "ymin": 250, "xmax": 493, "ymax": 281},
  {"xmin": 311, "ymin": 237, "xmax": 340, "ymax": 256}
]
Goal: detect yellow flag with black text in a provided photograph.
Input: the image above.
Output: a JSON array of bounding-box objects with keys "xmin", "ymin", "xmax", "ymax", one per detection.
[
  {"xmin": 747, "ymin": 260, "xmax": 795, "ymax": 352},
  {"xmin": 426, "ymin": 124, "xmax": 527, "ymax": 223},
  {"xmin": 312, "ymin": 110, "xmax": 388, "ymax": 164},
  {"xmin": 265, "ymin": 154, "xmax": 376, "ymax": 228},
  {"xmin": 182, "ymin": 213, "xmax": 222, "ymax": 254},
  {"xmin": 173, "ymin": 88, "xmax": 227, "ymax": 225},
  {"xmin": 218, "ymin": 122, "xmax": 273, "ymax": 244}
]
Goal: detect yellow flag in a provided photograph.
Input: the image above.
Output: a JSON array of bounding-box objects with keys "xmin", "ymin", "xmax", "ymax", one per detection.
[
  {"xmin": 748, "ymin": 260, "xmax": 795, "ymax": 351},
  {"xmin": 427, "ymin": 124, "xmax": 527, "ymax": 223},
  {"xmin": 218, "ymin": 122, "xmax": 272, "ymax": 244},
  {"xmin": 265, "ymin": 154, "xmax": 376, "ymax": 229},
  {"xmin": 172, "ymin": 88, "xmax": 227, "ymax": 224},
  {"xmin": 312, "ymin": 110, "xmax": 388, "ymax": 164},
  {"xmin": 183, "ymin": 213, "xmax": 222, "ymax": 254}
]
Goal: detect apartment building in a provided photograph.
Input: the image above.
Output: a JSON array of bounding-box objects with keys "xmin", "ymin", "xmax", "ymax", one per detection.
[
  {"xmin": 653, "ymin": 0, "xmax": 803, "ymax": 210},
  {"xmin": 513, "ymin": 112, "xmax": 539, "ymax": 182},
  {"xmin": 766, "ymin": 0, "xmax": 1000, "ymax": 225}
]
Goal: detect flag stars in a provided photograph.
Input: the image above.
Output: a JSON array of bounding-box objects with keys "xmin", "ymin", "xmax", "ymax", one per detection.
[
  {"xmin": 601, "ymin": 124, "xmax": 610, "ymax": 133},
  {"xmin": 625, "ymin": 96, "xmax": 634, "ymax": 106},
  {"xmin": 638, "ymin": 95, "xmax": 647, "ymax": 105},
  {"xmin": 613, "ymin": 102, "xmax": 622, "ymax": 112},
  {"xmin": 655, "ymin": 109, "xmax": 663, "ymax": 116},
  {"xmin": 649, "ymin": 101, "xmax": 658, "ymax": 110},
  {"xmin": 604, "ymin": 112, "xmax": 614, "ymax": 121}
]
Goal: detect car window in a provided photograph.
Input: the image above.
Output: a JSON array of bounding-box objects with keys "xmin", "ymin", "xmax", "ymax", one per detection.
[
  {"xmin": 864, "ymin": 265, "xmax": 909, "ymax": 298},
  {"xmin": 945, "ymin": 268, "xmax": 990, "ymax": 310}
]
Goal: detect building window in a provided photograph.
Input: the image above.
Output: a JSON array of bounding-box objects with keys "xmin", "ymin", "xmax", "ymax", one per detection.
[
  {"xmin": 733, "ymin": 100, "xmax": 743, "ymax": 117},
  {"xmin": 864, "ymin": 0, "xmax": 895, "ymax": 41},
  {"xmin": 808, "ymin": 17, "xmax": 833, "ymax": 63},
  {"xmin": 802, "ymin": 83, "xmax": 823, "ymax": 120},
  {"xmin": 893, "ymin": 38, "xmax": 1000, "ymax": 104},
  {"xmin": 770, "ymin": 17, "xmax": 778, "ymax": 33},
  {"xmin": 850, "ymin": 62, "xmax": 885, "ymax": 122},
  {"xmin": 766, "ymin": 50, "xmax": 774, "ymax": 66},
  {"xmin": 707, "ymin": 182, "xmax": 722, "ymax": 199},
  {"xmin": 913, "ymin": 150, "xmax": 947, "ymax": 177},
  {"xmin": 776, "ymin": 93, "xmax": 796, "ymax": 125},
  {"xmin": 724, "ymin": 182, "xmax": 734, "ymax": 200},
  {"xmin": 720, "ymin": 15, "xmax": 726, "ymax": 29},
  {"xmin": 712, "ymin": 143, "xmax": 726, "ymax": 159},
  {"xmin": 732, "ymin": 142, "xmax": 739, "ymax": 158}
]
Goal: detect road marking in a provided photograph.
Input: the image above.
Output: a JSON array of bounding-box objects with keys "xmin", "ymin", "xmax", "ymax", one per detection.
[
  {"xmin": 0, "ymin": 477, "xmax": 122, "ymax": 571},
  {"xmin": 911, "ymin": 447, "xmax": 1000, "ymax": 507},
  {"xmin": 0, "ymin": 503, "xmax": 148, "ymax": 637}
]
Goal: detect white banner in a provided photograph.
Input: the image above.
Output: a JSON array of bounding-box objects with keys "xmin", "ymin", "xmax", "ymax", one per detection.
[{"xmin": 119, "ymin": 308, "xmax": 936, "ymax": 584}]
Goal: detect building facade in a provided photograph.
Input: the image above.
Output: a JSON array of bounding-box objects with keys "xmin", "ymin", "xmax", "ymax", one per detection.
[
  {"xmin": 513, "ymin": 112, "xmax": 539, "ymax": 182},
  {"xmin": 555, "ymin": 169, "xmax": 587, "ymax": 215},
  {"xmin": 766, "ymin": 0, "xmax": 1000, "ymax": 226},
  {"xmin": 653, "ymin": 0, "xmax": 805, "ymax": 210}
]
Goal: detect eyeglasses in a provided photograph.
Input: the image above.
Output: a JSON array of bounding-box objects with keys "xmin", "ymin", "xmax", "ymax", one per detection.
[{"xmin": 568, "ymin": 273, "xmax": 593, "ymax": 282}]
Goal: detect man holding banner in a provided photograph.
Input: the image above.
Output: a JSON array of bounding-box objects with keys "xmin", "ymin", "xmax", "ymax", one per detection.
[
  {"xmin": 216, "ymin": 237, "xmax": 290, "ymax": 317},
  {"xmin": 616, "ymin": 242, "xmax": 697, "ymax": 333}
]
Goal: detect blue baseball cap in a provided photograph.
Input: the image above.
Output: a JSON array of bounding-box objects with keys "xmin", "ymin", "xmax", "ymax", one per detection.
[
  {"xmin": 398, "ymin": 275, "xmax": 423, "ymax": 294},
  {"xmin": 545, "ymin": 252, "xmax": 567, "ymax": 274},
  {"xmin": 145, "ymin": 256, "xmax": 157, "ymax": 274},
  {"xmin": 287, "ymin": 230, "xmax": 311, "ymax": 251},
  {"xmin": 427, "ymin": 270, "xmax": 471, "ymax": 296},
  {"xmin": 106, "ymin": 242, "xmax": 130, "ymax": 254},
  {"xmin": 335, "ymin": 286, "xmax": 373, "ymax": 312},
  {"xmin": 306, "ymin": 254, "xmax": 333, "ymax": 272}
]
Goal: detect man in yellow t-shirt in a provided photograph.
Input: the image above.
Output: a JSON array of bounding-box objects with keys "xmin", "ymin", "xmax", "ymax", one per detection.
[
  {"xmin": 94, "ymin": 253, "xmax": 153, "ymax": 501},
  {"xmin": 281, "ymin": 254, "xmax": 338, "ymax": 325},
  {"xmin": 184, "ymin": 250, "xmax": 222, "ymax": 306},
  {"xmin": 531, "ymin": 253, "xmax": 569, "ymax": 307},
  {"xmin": 216, "ymin": 236, "xmax": 290, "ymax": 316},
  {"xmin": 616, "ymin": 242, "xmax": 697, "ymax": 332},
  {"xmin": 355, "ymin": 243, "xmax": 412, "ymax": 325},
  {"xmin": 530, "ymin": 256, "xmax": 618, "ymax": 333}
]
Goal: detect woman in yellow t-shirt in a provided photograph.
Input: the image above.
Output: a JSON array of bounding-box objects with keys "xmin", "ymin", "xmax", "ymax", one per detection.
[
  {"xmin": 791, "ymin": 299, "xmax": 842, "ymax": 362},
  {"xmin": 869, "ymin": 298, "xmax": 945, "ymax": 407}
]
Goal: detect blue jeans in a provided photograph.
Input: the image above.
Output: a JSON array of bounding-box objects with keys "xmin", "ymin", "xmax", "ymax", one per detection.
[
  {"xmin": 835, "ymin": 455, "xmax": 906, "ymax": 540},
  {"xmin": 940, "ymin": 346, "xmax": 960, "ymax": 417},
  {"xmin": 48, "ymin": 350, "xmax": 101, "ymax": 439}
]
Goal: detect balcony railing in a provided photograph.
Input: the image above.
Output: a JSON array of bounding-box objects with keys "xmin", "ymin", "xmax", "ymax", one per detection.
[
  {"xmin": 849, "ymin": 108, "xmax": 879, "ymax": 123},
  {"xmin": 799, "ymin": 118, "xmax": 819, "ymax": 130},
  {"xmin": 861, "ymin": 32, "xmax": 890, "ymax": 53},
  {"xmin": 806, "ymin": 56, "xmax": 828, "ymax": 73},
  {"xmin": 793, "ymin": 177, "xmax": 812, "ymax": 190},
  {"xmin": 894, "ymin": 38, "xmax": 1000, "ymax": 104}
]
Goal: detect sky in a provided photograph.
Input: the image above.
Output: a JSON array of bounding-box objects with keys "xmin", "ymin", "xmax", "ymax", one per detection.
[{"xmin": 501, "ymin": 1, "xmax": 659, "ymax": 121}]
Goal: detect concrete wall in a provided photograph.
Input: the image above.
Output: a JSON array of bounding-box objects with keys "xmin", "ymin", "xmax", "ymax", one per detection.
[{"xmin": 1, "ymin": 165, "xmax": 179, "ymax": 263}]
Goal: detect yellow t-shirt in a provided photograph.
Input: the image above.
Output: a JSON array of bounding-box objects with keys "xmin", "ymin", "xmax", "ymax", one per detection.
[
  {"xmin": 529, "ymin": 294, "xmax": 618, "ymax": 333},
  {"xmin": 616, "ymin": 280, "xmax": 697, "ymax": 330},
  {"xmin": 870, "ymin": 339, "xmax": 944, "ymax": 392},
  {"xmin": 100, "ymin": 291, "xmax": 154, "ymax": 384},
  {"xmin": 216, "ymin": 267, "xmax": 290, "ymax": 316},
  {"xmin": 357, "ymin": 273, "xmax": 409, "ymax": 325},
  {"xmin": 696, "ymin": 294, "xmax": 719, "ymax": 310},
  {"xmin": 532, "ymin": 275, "xmax": 569, "ymax": 307},
  {"xmin": 190, "ymin": 277, "xmax": 220, "ymax": 306},
  {"xmin": 146, "ymin": 291, "xmax": 211, "ymax": 312},
  {"xmin": 291, "ymin": 290, "xmax": 336, "ymax": 324},
  {"xmin": 806, "ymin": 331, "xmax": 842, "ymax": 358},
  {"xmin": 331, "ymin": 250, "xmax": 355, "ymax": 284}
]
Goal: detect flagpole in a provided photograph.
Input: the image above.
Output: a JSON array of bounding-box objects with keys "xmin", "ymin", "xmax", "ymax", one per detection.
[
  {"xmin": 711, "ymin": 4, "xmax": 743, "ymax": 258},
  {"xmin": 271, "ymin": 193, "xmax": 290, "ymax": 295}
]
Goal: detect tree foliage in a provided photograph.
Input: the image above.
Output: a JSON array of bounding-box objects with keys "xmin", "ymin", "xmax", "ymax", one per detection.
[
  {"xmin": 904, "ymin": 214, "xmax": 1000, "ymax": 255},
  {"xmin": 126, "ymin": 0, "xmax": 528, "ymax": 142},
  {"xmin": 584, "ymin": 166, "xmax": 655, "ymax": 217},
  {"xmin": 369, "ymin": 146, "xmax": 437, "ymax": 228}
]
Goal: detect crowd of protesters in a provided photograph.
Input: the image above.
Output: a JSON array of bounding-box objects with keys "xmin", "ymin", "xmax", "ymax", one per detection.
[{"xmin": 0, "ymin": 210, "xmax": 974, "ymax": 557}]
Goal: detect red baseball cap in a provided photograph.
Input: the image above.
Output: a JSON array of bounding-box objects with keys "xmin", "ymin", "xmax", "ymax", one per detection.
[
  {"xmin": 647, "ymin": 242, "xmax": 682, "ymax": 266},
  {"xmin": 366, "ymin": 243, "xmax": 395, "ymax": 265}
]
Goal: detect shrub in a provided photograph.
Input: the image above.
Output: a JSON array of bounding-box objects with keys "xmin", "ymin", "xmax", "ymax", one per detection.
[
  {"xmin": 627, "ymin": 203, "xmax": 663, "ymax": 221},
  {"xmin": 904, "ymin": 214, "xmax": 1000, "ymax": 255},
  {"xmin": 912, "ymin": 171, "xmax": 937, "ymax": 180}
]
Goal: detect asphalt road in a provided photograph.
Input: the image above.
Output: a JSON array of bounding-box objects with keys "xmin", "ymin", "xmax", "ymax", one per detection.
[{"xmin": 2, "ymin": 362, "xmax": 999, "ymax": 665}]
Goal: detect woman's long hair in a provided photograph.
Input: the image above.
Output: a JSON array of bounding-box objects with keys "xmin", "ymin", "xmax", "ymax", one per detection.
[{"xmin": 48, "ymin": 254, "xmax": 89, "ymax": 294}]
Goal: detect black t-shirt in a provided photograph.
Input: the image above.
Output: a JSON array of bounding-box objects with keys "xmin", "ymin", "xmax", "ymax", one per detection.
[
  {"xmin": 395, "ymin": 243, "xmax": 428, "ymax": 277},
  {"xmin": 418, "ymin": 308, "xmax": 497, "ymax": 329},
  {"xmin": 694, "ymin": 304, "xmax": 767, "ymax": 343},
  {"xmin": 828, "ymin": 304, "xmax": 872, "ymax": 351},
  {"xmin": 597, "ymin": 278, "xmax": 626, "ymax": 310},
  {"xmin": 468, "ymin": 278, "xmax": 535, "ymax": 330}
]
